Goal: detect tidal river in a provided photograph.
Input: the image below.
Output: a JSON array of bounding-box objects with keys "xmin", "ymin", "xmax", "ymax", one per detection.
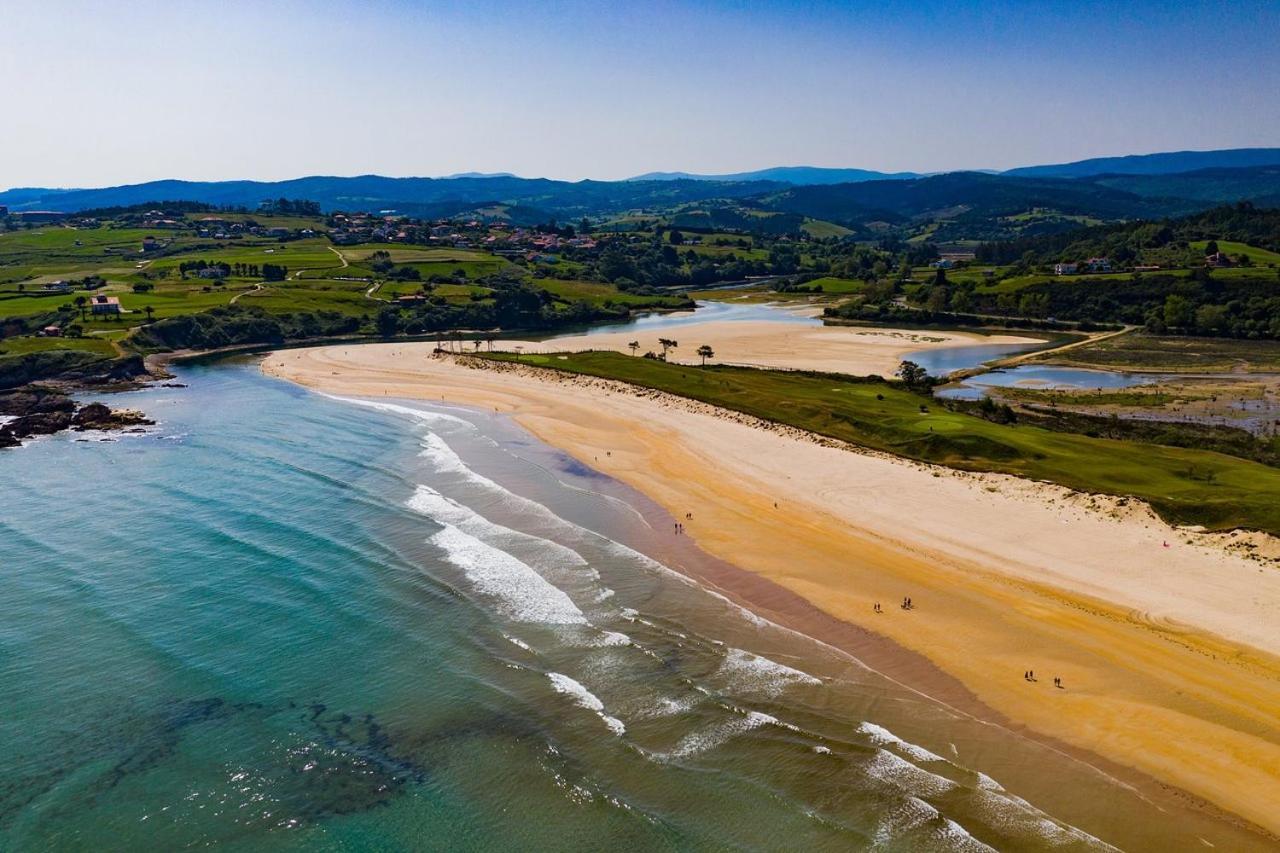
[{"xmin": 0, "ymin": 360, "xmax": 1262, "ymax": 850}]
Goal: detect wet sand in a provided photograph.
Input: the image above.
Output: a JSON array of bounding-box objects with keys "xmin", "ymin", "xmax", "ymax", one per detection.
[{"xmin": 265, "ymin": 343, "xmax": 1280, "ymax": 840}]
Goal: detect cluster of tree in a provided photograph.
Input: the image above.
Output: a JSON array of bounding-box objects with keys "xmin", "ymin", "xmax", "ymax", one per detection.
[
  {"xmin": 133, "ymin": 305, "xmax": 360, "ymax": 350},
  {"xmin": 826, "ymin": 299, "xmax": 1110, "ymax": 333},
  {"xmin": 974, "ymin": 203, "xmax": 1280, "ymax": 266},
  {"xmin": 365, "ymin": 252, "xmax": 421, "ymax": 280},
  {"xmin": 588, "ymin": 235, "xmax": 796, "ymax": 289},
  {"xmin": 179, "ymin": 260, "xmax": 233, "ymax": 277},
  {"xmin": 372, "ymin": 280, "xmax": 635, "ymax": 337},
  {"xmin": 533, "ymin": 220, "xmax": 579, "ymax": 237},
  {"xmin": 905, "ymin": 266, "xmax": 1280, "ymax": 338},
  {"xmin": 76, "ymin": 200, "xmax": 223, "ymax": 218},
  {"xmin": 259, "ymin": 198, "xmax": 322, "ymax": 216}
]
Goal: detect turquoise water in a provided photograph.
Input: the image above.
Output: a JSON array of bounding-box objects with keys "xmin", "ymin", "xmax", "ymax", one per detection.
[{"xmin": 0, "ymin": 362, "xmax": 1264, "ymax": 851}]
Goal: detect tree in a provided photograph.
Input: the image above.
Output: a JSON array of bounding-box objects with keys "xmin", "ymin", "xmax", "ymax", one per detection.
[
  {"xmin": 657, "ymin": 337, "xmax": 677, "ymax": 360},
  {"xmin": 376, "ymin": 307, "xmax": 400, "ymax": 337},
  {"xmin": 697, "ymin": 344, "xmax": 714, "ymax": 366},
  {"xmin": 925, "ymin": 285, "xmax": 949, "ymax": 312},
  {"xmin": 1205, "ymin": 239, "xmax": 1219, "ymax": 256},
  {"xmin": 896, "ymin": 360, "xmax": 931, "ymax": 390},
  {"xmin": 144, "ymin": 305, "xmax": 155, "ymax": 321},
  {"xmin": 628, "ymin": 340, "xmax": 640, "ymax": 356},
  {"xmin": 668, "ymin": 229, "xmax": 684, "ymax": 245},
  {"xmin": 73, "ymin": 295, "xmax": 87, "ymax": 322},
  {"xmin": 1164, "ymin": 294, "xmax": 1194, "ymax": 329}
]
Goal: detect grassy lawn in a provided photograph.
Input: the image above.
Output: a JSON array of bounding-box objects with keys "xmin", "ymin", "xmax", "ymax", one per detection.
[
  {"xmin": 800, "ymin": 219, "xmax": 855, "ymax": 238},
  {"xmin": 0, "ymin": 334, "xmax": 118, "ymax": 358},
  {"xmin": 535, "ymin": 279, "xmax": 689, "ymax": 308},
  {"xmin": 482, "ymin": 350, "xmax": 1280, "ymax": 534},
  {"xmin": 234, "ymin": 284, "xmax": 378, "ymax": 317},
  {"xmin": 803, "ymin": 277, "xmax": 864, "ymax": 294},
  {"xmin": 1190, "ymin": 240, "xmax": 1280, "ymax": 266}
]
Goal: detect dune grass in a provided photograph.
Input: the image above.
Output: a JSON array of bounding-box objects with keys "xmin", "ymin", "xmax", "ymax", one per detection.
[{"xmin": 483, "ymin": 350, "xmax": 1280, "ymax": 535}]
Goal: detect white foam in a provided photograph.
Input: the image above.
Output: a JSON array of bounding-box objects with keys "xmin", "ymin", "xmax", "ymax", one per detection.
[
  {"xmin": 594, "ymin": 630, "xmax": 632, "ymax": 647},
  {"xmin": 504, "ymin": 634, "xmax": 534, "ymax": 652},
  {"xmin": 329, "ymin": 395, "xmax": 473, "ymax": 427},
  {"xmin": 872, "ymin": 795, "xmax": 941, "ymax": 846},
  {"xmin": 976, "ymin": 771, "xmax": 1004, "ymax": 792},
  {"xmin": 665, "ymin": 710, "xmax": 775, "ymax": 760},
  {"xmin": 547, "ymin": 672, "xmax": 625, "ymax": 735},
  {"xmin": 717, "ymin": 648, "xmax": 821, "ymax": 697},
  {"xmin": 643, "ymin": 695, "xmax": 700, "ymax": 718},
  {"xmin": 970, "ymin": 789, "xmax": 1117, "ymax": 850},
  {"xmin": 429, "ymin": 524, "xmax": 586, "ymax": 625},
  {"xmin": 857, "ymin": 721, "xmax": 947, "ymax": 764},
  {"xmin": 414, "ymin": 431, "xmax": 807, "ymax": 650},
  {"xmin": 937, "ymin": 817, "xmax": 997, "ymax": 853},
  {"xmin": 864, "ymin": 748, "xmax": 956, "ymax": 798},
  {"xmin": 407, "ymin": 485, "xmax": 590, "ymax": 571}
]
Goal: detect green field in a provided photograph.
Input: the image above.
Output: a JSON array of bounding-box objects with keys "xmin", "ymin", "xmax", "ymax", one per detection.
[
  {"xmin": 0, "ymin": 334, "xmax": 118, "ymax": 358},
  {"xmin": 483, "ymin": 350, "xmax": 1280, "ymax": 534},
  {"xmin": 535, "ymin": 279, "xmax": 689, "ymax": 309},
  {"xmin": 801, "ymin": 276, "xmax": 864, "ymax": 294},
  {"xmin": 1190, "ymin": 240, "xmax": 1280, "ymax": 266},
  {"xmin": 800, "ymin": 219, "xmax": 855, "ymax": 239},
  {"xmin": 0, "ymin": 213, "xmax": 714, "ymax": 378}
]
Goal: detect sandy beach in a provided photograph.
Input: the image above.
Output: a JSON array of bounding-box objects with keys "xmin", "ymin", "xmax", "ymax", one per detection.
[
  {"xmin": 265, "ymin": 337, "xmax": 1280, "ymax": 839},
  {"xmin": 498, "ymin": 318, "xmax": 1039, "ymax": 375}
]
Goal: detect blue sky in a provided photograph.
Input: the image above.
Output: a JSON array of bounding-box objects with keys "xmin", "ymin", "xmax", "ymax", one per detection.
[{"xmin": 2, "ymin": 0, "xmax": 1276, "ymax": 187}]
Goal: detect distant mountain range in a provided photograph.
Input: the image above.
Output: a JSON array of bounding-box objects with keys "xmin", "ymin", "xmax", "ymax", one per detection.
[
  {"xmin": 1001, "ymin": 147, "xmax": 1280, "ymax": 179},
  {"xmin": 626, "ymin": 166, "xmax": 920, "ymax": 185},
  {"xmin": 2, "ymin": 149, "xmax": 1278, "ymax": 240}
]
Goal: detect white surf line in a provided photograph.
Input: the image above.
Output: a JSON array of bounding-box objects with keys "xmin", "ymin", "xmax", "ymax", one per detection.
[
  {"xmin": 321, "ymin": 385, "xmax": 1153, "ymax": 812},
  {"xmin": 547, "ymin": 672, "xmax": 626, "ymax": 736}
]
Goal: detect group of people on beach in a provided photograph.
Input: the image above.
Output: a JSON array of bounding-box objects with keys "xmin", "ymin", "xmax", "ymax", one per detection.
[
  {"xmin": 871, "ymin": 597, "xmax": 914, "ymax": 613},
  {"xmin": 1024, "ymin": 671, "xmax": 1066, "ymax": 689}
]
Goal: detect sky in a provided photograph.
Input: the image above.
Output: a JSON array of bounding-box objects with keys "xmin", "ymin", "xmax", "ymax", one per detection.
[{"xmin": 2, "ymin": 0, "xmax": 1277, "ymax": 188}]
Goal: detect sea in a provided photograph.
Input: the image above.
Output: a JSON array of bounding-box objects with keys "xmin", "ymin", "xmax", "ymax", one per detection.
[{"xmin": 0, "ymin": 358, "xmax": 1268, "ymax": 851}]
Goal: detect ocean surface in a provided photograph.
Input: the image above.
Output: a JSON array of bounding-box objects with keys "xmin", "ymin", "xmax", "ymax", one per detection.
[{"xmin": 0, "ymin": 361, "xmax": 1262, "ymax": 851}]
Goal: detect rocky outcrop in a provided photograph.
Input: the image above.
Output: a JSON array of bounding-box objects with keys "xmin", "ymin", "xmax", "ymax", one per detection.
[{"xmin": 0, "ymin": 387, "xmax": 153, "ymax": 449}]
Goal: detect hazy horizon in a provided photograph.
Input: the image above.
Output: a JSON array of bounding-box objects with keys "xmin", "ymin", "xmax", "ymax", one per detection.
[{"xmin": 3, "ymin": 0, "xmax": 1278, "ymax": 188}]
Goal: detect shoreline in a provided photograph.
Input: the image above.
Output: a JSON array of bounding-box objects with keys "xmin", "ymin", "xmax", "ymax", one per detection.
[{"xmin": 263, "ymin": 342, "xmax": 1280, "ymax": 841}]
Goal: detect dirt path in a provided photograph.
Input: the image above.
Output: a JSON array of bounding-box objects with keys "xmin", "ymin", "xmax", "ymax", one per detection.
[{"xmin": 230, "ymin": 283, "xmax": 264, "ymax": 304}]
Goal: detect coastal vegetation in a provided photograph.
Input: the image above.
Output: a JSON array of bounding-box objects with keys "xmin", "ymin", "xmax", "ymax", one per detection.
[{"xmin": 476, "ymin": 350, "xmax": 1280, "ymax": 535}]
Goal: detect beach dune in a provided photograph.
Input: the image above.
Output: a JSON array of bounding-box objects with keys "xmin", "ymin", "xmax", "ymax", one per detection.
[{"xmin": 265, "ymin": 340, "xmax": 1280, "ymax": 839}]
